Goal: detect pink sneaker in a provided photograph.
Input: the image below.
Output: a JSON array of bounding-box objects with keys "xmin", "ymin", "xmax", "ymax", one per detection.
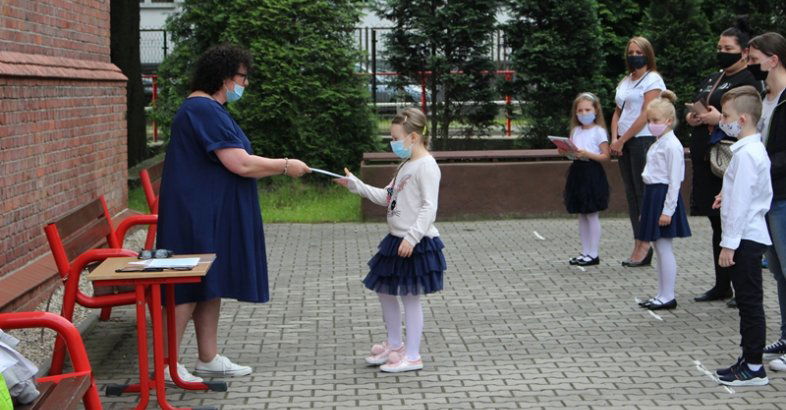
[
  {"xmin": 380, "ymin": 352, "xmax": 424, "ymax": 372},
  {"xmin": 365, "ymin": 341, "xmax": 405, "ymax": 365}
]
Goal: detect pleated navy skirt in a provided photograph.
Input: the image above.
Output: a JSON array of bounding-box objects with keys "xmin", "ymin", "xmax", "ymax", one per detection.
[
  {"xmin": 564, "ymin": 159, "xmax": 610, "ymax": 214},
  {"xmin": 635, "ymin": 183, "xmax": 692, "ymax": 241},
  {"xmin": 364, "ymin": 234, "xmax": 446, "ymax": 296}
]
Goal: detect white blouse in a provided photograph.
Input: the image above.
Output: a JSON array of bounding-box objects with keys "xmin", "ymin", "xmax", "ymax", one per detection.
[
  {"xmin": 641, "ymin": 131, "xmax": 684, "ymax": 216},
  {"xmin": 615, "ymin": 71, "xmax": 666, "ymax": 138},
  {"xmin": 570, "ymin": 125, "xmax": 608, "ymax": 154}
]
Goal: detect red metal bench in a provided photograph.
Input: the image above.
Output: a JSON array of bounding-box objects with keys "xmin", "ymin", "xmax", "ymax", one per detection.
[
  {"xmin": 139, "ymin": 161, "xmax": 163, "ymax": 249},
  {"xmin": 43, "ymin": 196, "xmax": 156, "ymax": 375},
  {"xmin": 0, "ymin": 311, "xmax": 101, "ymax": 409}
]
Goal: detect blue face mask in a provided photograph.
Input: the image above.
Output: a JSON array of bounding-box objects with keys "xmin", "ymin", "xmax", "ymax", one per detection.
[
  {"xmin": 226, "ymin": 82, "xmax": 244, "ymax": 103},
  {"xmin": 390, "ymin": 136, "xmax": 413, "ymax": 159},
  {"xmin": 577, "ymin": 113, "xmax": 596, "ymax": 126}
]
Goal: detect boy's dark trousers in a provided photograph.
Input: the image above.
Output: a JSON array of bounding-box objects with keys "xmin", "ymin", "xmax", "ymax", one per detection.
[{"xmin": 729, "ymin": 239, "xmax": 769, "ymax": 364}]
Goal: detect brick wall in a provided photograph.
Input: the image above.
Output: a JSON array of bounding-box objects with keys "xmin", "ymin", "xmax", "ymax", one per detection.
[{"xmin": 0, "ymin": 1, "xmax": 128, "ymax": 282}]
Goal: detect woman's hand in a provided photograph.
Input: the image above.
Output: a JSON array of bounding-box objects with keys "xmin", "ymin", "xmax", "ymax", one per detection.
[
  {"xmin": 398, "ymin": 240, "xmax": 414, "ymax": 258},
  {"xmin": 610, "ymin": 138, "xmax": 625, "ymax": 156},
  {"xmin": 712, "ymin": 193, "xmax": 722, "ymax": 210},
  {"xmin": 719, "ymin": 248, "xmax": 736, "ymax": 268},
  {"xmin": 557, "ymin": 148, "xmax": 568, "ymax": 156},
  {"xmin": 285, "ymin": 159, "xmax": 311, "ymax": 177},
  {"xmin": 658, "ymin": 214, "xmax": 672, "ymax": 227},
  {"xmin": 686, "ymin": 112, "xmax": 702, "ymax": 127},
  {"xmin": 698, "ymin": 105, "xmax": 722, "ymax": 126}
]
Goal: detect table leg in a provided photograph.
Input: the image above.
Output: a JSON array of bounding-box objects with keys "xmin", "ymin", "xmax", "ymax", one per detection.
[
  {"xmin": 164, "ymin": 284, "xmax": 227, "ymax": 393},
  {"xmin": 149, "ymin": 284, "xmax": 184, "ymax": 410},
  {"xmin": 135, "ymin": 285, "xmax": 151, "ymax": 409}
]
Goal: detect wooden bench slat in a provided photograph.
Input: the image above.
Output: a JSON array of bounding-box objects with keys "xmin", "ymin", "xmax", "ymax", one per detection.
[
  {"xmin": 61, "ymin": 219, "xmax": 111, "ymax": 262},
  {"xmin": 147, "ymin": 160, "xmax": 164, "ymax": 183},
  {"xmin": 42, "ymin": 376, "xmax": 91, "ymax": 410},
  {"xmin": 16, "ymin": 381, "xmax": 55, "ymax": 410},
  {"xmin": 52, "ymin": 199, "xmax": 105, "ymax": 241}
]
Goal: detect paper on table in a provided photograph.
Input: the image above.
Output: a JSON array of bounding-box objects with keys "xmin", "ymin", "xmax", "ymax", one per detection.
[
  {"xmin": 310, "ymin": 168, "xmax": 345, "ymax": 178},
  {"xmin": 147, "ymin": 258, "xmax": 200, "ymax": 269}
]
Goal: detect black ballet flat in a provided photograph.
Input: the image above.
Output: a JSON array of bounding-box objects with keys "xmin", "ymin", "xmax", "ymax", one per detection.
[
  {"xmin": 569, "ymin": 255, "xmax": 586, "ymax": 265},
  {"xmin": 622, "ymin": 248, "xmax": 653, "ymax": 267},
  {"xmin": 576, "ymin": 256, "xmax": 600, "ymax": 266},
  {"xmin": 647, "ymin": 298, "xmax": 677, "ymax": 310}
]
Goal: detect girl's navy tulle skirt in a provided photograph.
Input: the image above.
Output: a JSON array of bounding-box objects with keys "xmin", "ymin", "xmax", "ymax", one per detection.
[
  {"xmin": 635, "ymin": 183, "xmax": 692, "ymax": 241},
  {"xmin": 364, "ymin": 234, "xmax": 446, "ymax": 296},
  {"xmin": 564, "ymin": 160, "xmax": 610, "ymax": 214}
]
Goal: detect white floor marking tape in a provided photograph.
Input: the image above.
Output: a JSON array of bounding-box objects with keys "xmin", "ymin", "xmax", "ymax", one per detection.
[
  {"xmin": 532, "ymin": 231, "xmax": 545, "ymax": 240},
  {"xmin": 694, "ymin": 360, "xmax": 734, "ymax": 394},
  {"xmin": 634, "ymin": 297, "xmax": 642, "ymax": 304},
  {"xmin": 648, "ymin": 310, "xmax": 663, "ymax": 321},
  {"xmin": 576, "ymin": 266, "xmax": 586, "ymax": 272}
]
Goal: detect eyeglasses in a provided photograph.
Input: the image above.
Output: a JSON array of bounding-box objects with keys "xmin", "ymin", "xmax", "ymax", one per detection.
[
  {"xmin": 235, "ymin": 72, "xmax": 248, "ymax": 80},
  {"xmin": 138, "ymin": 249, "xmax": 173, "ymax": 260}
]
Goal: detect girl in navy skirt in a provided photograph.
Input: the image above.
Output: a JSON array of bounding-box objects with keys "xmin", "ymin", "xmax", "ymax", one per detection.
[
  {"xmin": 337, "ymin": 108, "xmax": 446, "ymax": 373},
  {"xmin": 637, "ymin": 90, "xmax": 692, "ymax": 310},
  {"xmin": 560, "ymin": 92, "xmax": 611, "ymax": 266}
]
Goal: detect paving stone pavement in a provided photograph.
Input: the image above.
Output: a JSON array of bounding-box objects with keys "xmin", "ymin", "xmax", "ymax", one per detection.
[{"xmin": 82, "ymin": 218, "xmax": 786, "ymax": 409}]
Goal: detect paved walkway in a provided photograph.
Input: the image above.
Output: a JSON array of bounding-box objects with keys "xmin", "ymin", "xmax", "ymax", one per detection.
[{"xmin": 84, "ymin": 218, "xmax": 786, "ymax": 409}]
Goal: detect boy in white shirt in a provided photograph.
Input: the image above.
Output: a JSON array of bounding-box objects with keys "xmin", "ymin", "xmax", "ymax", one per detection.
[{"xmin": 713, "ymin": 85, "xmax": 772, "ymax": 386}]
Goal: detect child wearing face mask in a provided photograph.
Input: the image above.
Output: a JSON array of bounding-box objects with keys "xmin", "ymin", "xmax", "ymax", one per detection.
[
  {"xmin": 560, "ymin": 92, "xmax": 611, "ymax": 266},
  {"xmin": 336, "ymin": 108, "xmax": 445, "ymax": 373},
  {"xmin": 712, "ymin": 85, "xmax": 772, "ymax": 386},
  {"xmin": 636, "ymin": 90, "xmax": 692, "ymax": 310}
]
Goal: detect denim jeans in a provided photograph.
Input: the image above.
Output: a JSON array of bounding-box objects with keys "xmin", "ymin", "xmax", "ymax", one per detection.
[
  {"xmin": 618, "ymin": 136, "xmax": 656, "ymax": 238},
  {"xmin": 766, "ymin": 199, "xmax": 786, "ymax": 340}
]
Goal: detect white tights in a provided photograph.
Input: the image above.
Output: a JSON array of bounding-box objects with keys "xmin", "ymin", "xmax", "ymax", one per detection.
[
  {"xmin": 653, "ymin": 238, "xmax": 677, "ymax": 302},
  {"xmin": 578, "ymin": 212, "xmax": 601, "ymax": 258},
  {"xmin": 378, "ymin": 293, "xmax": 423, "ymax": 361}
]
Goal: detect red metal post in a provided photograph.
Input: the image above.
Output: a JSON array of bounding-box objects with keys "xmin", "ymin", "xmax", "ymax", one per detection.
[
  {"xmin": 152, "ymin": 75, "xmax": 159, "ymax": 142},
  {"xmin": 505, "ymin": 71, "xmax": 512, "ymax": 137}
]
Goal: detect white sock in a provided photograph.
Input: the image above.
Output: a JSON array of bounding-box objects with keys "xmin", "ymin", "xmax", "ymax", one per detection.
[
  {"xmin": 378, "ymin": 293, "xmax": 402, "ymax": 348},
  {"xmin": 401, "ymin": 294, "xmax": 423, "ymax": 361},
  {"xmin": 748, "ymin": 363, "xmax": 763, "ymax": 371},
  {"xmin": 585, "ymin": 212, "xmax": 601, "ymax": 258},
  {"xmin": 578, "ymin": 214, "xmax": 590, "ymax": 257},
  {"xmin": 653, "ymin": 238, "xmax": 676, "ymax": 301}
]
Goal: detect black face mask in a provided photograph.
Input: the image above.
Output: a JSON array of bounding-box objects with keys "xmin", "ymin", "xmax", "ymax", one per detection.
[
  {"xmin": 717, "ymin": 52, "xmax": 742, "ymax": 69},
  {"xmin": 748, "ymin": 64, "xmax": 769, "ymax": 82},
  {"xmin": 627, "ymin": 55, "xmax": 647, "ymax": 70}
]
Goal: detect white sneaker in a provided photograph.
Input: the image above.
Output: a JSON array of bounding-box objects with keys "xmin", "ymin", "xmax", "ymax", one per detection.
[
  {"xmin": 769, "ymin": 355, "xmax": 786, "ymax": 372},
  {"xmin": 163, "ymin": 362, "xmax": 203, "ymax": 383},
  {"xmin": 195, "ymin": 354, "xmax": 252, "ymax": 377}
]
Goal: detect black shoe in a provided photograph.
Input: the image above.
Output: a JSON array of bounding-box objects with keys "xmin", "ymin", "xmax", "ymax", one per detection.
[
  {"xmin": 576, "ymin": 256, "xmax": 600, "ymax": 266},
  {"xmin": 694, "ymin": 288, "xmax": 733, "ymax": 302},
  {"xmin": 638, "ymin": 297, "xmax": 656, "ymax": 308},
  {"xmin": 569, "ymin": 255, "xmax": 586, "ymax": 265},
  {"xmin": 763, "ymin": 339, "xmax": 786, "ymax": 360},
  {"xmin": 726, "ymin": 297, "xmax": 737, "ymax": 308},
  {"xmin": 716, "ymin": 356, "xmax": 744, "ymax": 377},
  {"xmin": 622, "ymin": 248, "xmax": 653, "ymax": 267},
  {"xmin": 647, "ymin": 298, "xmax": 677, "ymax": 310},
  {"xmin": 718, "ymin": 363, "xmax": 769, "ymax": 386}
]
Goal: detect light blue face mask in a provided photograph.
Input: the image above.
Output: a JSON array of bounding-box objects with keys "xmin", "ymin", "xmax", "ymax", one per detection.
[
  {"xmin": 226, "ymin": 82, "xmax": 244, "ymax": 103},
  {"xmin": 390, "ymin": 136, "xmax": 413, "ymax": 159},
  {"xmin": 577, "ymin": 113, "xmax": 596, "ymax": 125}
]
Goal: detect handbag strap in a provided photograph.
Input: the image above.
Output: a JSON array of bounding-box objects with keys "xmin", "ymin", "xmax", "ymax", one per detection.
[
  {"xmin": 620, "ymin": 71, "xmax": 652, "ymax": 112},
  {"xmin": 704, "ymin": 71, "xmax": 725, "ymax": 108}
]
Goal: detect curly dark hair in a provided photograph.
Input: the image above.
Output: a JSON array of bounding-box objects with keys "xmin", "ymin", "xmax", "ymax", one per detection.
[{"xmin": 190, "ymin": 44, "xmax": 253, "ymax": 95}]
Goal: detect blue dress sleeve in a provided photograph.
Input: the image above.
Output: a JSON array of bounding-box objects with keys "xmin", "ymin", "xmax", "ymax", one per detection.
[{"xmin": 185, "ymin": 100, "xmax": 246, "ymax": 155}]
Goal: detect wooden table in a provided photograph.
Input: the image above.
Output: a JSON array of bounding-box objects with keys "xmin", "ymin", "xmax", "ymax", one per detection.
[{"xmin": 87, "ymin": 254, "xmax": 226, "ymax": 410}]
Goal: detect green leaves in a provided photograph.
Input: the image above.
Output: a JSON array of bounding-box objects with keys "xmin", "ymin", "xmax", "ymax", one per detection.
[{"xmin": 152, "ymin": 0, "xmax": 378, "ymax": 172}]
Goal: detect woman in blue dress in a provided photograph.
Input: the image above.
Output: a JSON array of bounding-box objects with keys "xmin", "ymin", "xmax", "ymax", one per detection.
[{"xmin": 157, "ymin": 44, "xmax": 310, "ymax": 382}]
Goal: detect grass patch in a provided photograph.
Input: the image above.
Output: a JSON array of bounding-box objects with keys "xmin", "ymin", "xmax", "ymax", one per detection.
[
  {"xmin": 128, "ymin": 185, "xmax": 150, "ymax": 213},
  {"xmin": 260, "ymin": 176, "xmax": 360, "ymax": 223},
  {"xmin": 127, "ymin": 177, "xmax": 361, "ymax": 223}
]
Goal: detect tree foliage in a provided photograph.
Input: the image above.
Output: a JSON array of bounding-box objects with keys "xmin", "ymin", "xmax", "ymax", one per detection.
[
  {"xmin": 377, "ymin": 0, "xmax": 500, "ymax": 144},
  {"xmin": 152, "ymin": 0, "xmax": 378, "ymax": 171}
]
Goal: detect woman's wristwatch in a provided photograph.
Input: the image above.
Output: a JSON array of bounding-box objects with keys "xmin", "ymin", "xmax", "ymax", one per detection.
[{"xmin": 283, "ymin": 158, "xmax": 289, "ymax": 176}]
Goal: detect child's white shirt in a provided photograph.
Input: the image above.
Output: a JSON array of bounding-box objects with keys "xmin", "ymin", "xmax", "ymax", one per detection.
[
  {"xmin": 347, "ymin": 155, "xmax": 441, "ymax": 246},
  {"xmin": 570, "ymin": 125, "xmax": 608, "ymax": 154},
  {"xmin": 641, "ymin": 131, "xmax": 684, "ymax": 216},
  {"xmin": 720, "ymin": 134, "xmax": 773, "ymax": 249}
]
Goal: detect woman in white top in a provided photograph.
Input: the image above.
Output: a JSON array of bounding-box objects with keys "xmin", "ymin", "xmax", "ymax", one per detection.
[{"xmin": 610, "ymin": 36, "xmax": 667, "ymax": 267}]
